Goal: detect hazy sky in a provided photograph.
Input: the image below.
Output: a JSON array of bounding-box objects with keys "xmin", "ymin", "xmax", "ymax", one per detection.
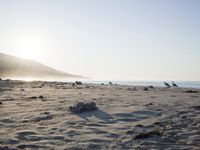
[{"xmin": 0, "ymin": 0, "xmax": 200, "ymax": 80}]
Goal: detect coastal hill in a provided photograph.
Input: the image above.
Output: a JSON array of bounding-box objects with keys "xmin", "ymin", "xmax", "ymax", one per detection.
[{"xmin": 0, "ymin": 52, "xmax": 83, "ymax": 80}]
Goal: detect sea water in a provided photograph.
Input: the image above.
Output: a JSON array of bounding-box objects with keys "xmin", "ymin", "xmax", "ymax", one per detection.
[
  {"xmin": 12, "ymin": 78, "xmax": 200, "ymax": 89},
  {"xmin": 80, "ymin": 80, "xmax": 200, "ymax": 89}
]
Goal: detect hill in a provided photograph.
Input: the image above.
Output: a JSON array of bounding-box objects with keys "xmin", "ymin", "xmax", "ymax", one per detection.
[{"xmin": 0, "ymin": 52, "xmax": 83, "ymax": 80}]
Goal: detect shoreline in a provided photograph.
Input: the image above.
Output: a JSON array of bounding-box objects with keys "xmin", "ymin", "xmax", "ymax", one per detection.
[{"xmin": 1, "ymin": 79, "xmax": 200, "ymax": 89}]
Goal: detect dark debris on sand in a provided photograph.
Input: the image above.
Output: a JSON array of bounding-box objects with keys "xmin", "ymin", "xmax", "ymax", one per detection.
[
  {"xmin": 184, "ymin": 90, "xmax": 199, "ymax": 93},
  {"xmin": 191, "ymin": 105, "xmax": 200, "ymax": 110},
  {"xmin": 0, "ymin": 146, "xmax": 18, "ymax": 150},
  {"xmin": 143, "ymin": 87, "xmax": 148, "ymax": 91},
  {"xmin": 75, "ymin": 81, "xmax": 82, "ymax": 85},
  {"xmin": 134, "ymin": 129, "xmax": 162, "ymax": 140},
  {"xmin": 112, "ymin": 106, "xmax": 200, "ymax": 149},
  {"xmin": 148, "ymin": 85, "xmax": 154, "ymax": 89},
  {"xmin": 69, "ymin": 102, "xmax": 98, "ymax": 113}
]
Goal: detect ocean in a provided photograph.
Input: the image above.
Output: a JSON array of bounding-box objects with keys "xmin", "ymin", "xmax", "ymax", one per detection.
[
  {"xmin": 79, "ymin": 80, "xmax": 200, "ymax": 89},
  {"xmin": 11, "ymin": 78, "xmax": 200, "ymax": 89}
]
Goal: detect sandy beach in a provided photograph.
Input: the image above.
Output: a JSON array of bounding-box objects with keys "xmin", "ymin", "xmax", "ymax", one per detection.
[{"xmin": 0, "ymin": 80, "xmax": 200, "ymax": 149}]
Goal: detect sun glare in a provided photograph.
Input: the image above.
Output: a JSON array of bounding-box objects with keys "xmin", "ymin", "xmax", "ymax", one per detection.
[{"xmin": 14, "ymin": 33, "xmax": 43, "ymax": 60}]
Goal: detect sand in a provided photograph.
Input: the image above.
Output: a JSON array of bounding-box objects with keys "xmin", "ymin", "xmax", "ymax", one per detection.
[{"xmin": 0, "ymin": 80, "xmax": 200, "ymax": 149}]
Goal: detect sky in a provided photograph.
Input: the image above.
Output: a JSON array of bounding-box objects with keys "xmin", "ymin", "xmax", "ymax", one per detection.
[{"xmin": 0, "ymin": 0, "xmax": 200, "ymax": 81}]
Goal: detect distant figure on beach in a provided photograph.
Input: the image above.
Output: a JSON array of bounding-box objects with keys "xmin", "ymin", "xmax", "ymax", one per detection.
[
  {"xmin": 172, "ymin": 81, "xmax": 179, "ymax": 87},
  {"xmin": 164, "ymin": 82, "xmax": 171, "ymax": 88},
  {"xmin": 109, "ymin": 82, "xmax": 113, "ymax": 85}
]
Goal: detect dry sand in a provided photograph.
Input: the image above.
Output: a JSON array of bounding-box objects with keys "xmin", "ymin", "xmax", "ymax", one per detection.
[{"xmin": 0, "ymin": 80, "xmax": 200, "ymax": 149}]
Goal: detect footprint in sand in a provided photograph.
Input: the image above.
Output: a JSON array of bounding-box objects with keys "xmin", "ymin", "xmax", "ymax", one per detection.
[
  {"xmin": 24, "ymin": 114, "xmax": 53, "ymax": 122},
  {"xmin": 0, "ymin": 146, "xmax": 18, "ymax": 150},
  {"xmin": 0, "ymin": 117, "xmax": 15, "ymax": 124},
  {"xmin": 16, "ymin": 130, "xmax": 39, "ymax": 141},
  {"xmin": 0, "ymin": 138, "xmax": 19, "ymax": 145},
  {"xmin": 17, "ymin": 144, "xmax": 46, "ymax": 149}
]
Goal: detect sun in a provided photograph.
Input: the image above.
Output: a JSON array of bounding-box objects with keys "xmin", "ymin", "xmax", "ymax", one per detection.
[{"xmin": 14, "ymin": 33, "xmax": 43, "ymax": 60}]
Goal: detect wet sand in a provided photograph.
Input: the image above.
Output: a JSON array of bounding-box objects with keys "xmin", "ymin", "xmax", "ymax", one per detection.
[{"xmin": 0, "ymin": 80, "xmax": 200, "ymax": 149}]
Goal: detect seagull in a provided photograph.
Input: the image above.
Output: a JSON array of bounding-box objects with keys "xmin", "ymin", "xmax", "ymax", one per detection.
[
  {"xmin": 172, "ymin": 81, "xmax": 179, "ymax": 87},
  {"xmin": 164, "ymin": 82, "xmax": 171, "ymax": 88}
]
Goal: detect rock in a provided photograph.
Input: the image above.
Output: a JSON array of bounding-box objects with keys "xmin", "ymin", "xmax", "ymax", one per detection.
[
  {"xmin": 30, "ymin": 96, "xmax": 38, "ymax": 99},
  {"xmin": 39, "ymin": 95, "xmax": 44, "ymax": 99},
  {"xmin": 76, "ymin": 102, "xmax": 85, "ymax": 111},
  {"xmin": 69, "ymin": 102, "xmax": 98, "ymax": 113},
  {"xmin": 0, "ymin": 101, "xmax": 3, "ymax": 105},
  {"xmin": 43, "ymin": 112, "xmax": 50, "ymax": 115},
  {"xmin": 69, "ymin": 102, "xmax": 83, "ymax": 113},
  {"xmin": 135, "ymin": 124, "xmax": 144, "ymax": 127},
  {"xmin": 145, "ymin": 103, "xmax": 153, "ymax": 106},
  {"xmin": 84, "ymin": 102, "xmax": 97, "ymax": 111}
]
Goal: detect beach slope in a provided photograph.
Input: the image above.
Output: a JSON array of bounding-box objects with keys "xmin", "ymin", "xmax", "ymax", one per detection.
[{"xmin": 0, "ymin": 80, "xmax": 199, "ymax": 149}]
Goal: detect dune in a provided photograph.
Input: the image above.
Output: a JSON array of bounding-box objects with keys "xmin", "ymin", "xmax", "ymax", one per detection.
[{"xmin": 0, "ymin": 52, "xmax": 83, "ymax": 80}]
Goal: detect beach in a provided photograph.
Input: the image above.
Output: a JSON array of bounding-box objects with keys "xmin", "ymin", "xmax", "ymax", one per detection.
[{"xmin": 0, "ymin": 80, "xmax": 200, "ymax": 149}]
